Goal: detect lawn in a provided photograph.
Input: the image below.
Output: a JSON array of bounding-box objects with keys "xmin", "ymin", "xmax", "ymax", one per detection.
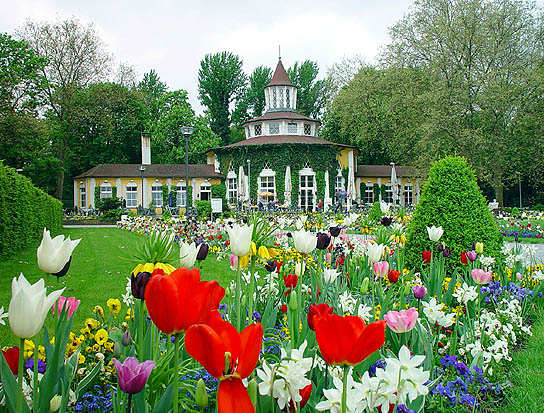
[{"xmin": 0, "ymin": 227, "xmax": 234, "ymax": 346}]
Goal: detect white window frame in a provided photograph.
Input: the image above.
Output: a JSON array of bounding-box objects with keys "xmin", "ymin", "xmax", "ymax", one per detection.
[
  {"xmin": 151, "ymin": 181, "xmax": 163, "ymax": 207},
  {"xmin": 269, "ymin": 122, "xmax": 280, "ymax": 134},
  {"xmin": 304, "ymin": 123, "xmax": 312, "ymax": 136},
  {"xmin": 254, "ymin": 124, "xmax": 262, "ymax": 136},
  {"xmin": 385, "ymin": 181, "xmax": 393, "ymax": 204},
  {"xmin": 287, "ymin": 122, "xmax": 297, "ymax": 134},
  {"xmin": 226, "ymin": 171, "xmax": 238, "ymax": 203},
  {"xmin": 299, "ymin": 167, "xmax": 315, "ymax": 211},
  {"xmin": 100, "ymin": 182, "xmax": 112, "ymax": 199},
  {"xmin": 404, "ymin": 182, "xmax": 413, "ymax": 205},
  {"xmin": 258, "ymin": 169, "xmax": 276, "ymax": 203},
  {"xmin": 365, "ymin": 183, "xmax": 374, "ymax": 204},
  {"xmin": 176, "ymin": 181, "xmax": 187, "ymax": 207},
  {"xmin": 200, "ymin": 181, "xmax": 211, "ymax": 201},
  {"xmin": 335, "ymin": 171, "xmax": 345, "ymax": 194},
  {"xmin": 80, "ymin": 185, "xmax": 86, "ymax": 208},
  {"xmin": 126, "ymin": 182, "xmax": 138, "ymax": 208}
]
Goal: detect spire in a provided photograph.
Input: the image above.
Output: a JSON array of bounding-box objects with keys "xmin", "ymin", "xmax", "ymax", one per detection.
[{"xmin": 267, "ymin": 59, "xmax": 293, "ymax": 87}]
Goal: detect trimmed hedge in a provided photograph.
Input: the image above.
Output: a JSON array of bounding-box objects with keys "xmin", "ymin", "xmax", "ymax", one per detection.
[
  {"xmin": 404, "ymin": 156, "xmax": 502, "ymax": 272},
  {"xmin": 0, "ymin": 163, "xmax": 62, "ymax": 258}
]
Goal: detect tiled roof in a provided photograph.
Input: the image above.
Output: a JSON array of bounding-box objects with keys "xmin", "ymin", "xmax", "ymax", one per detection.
[
  {"xmin": 356, "ymin": 165, "xmax": 420, "ymax": 178},
  {"xmin": 73, "ymin": 164, "xmax": 222, "ymax": 179},
  {"xmin": 267, "ymin": 59, "xmax": 293, "ymax": 86},
  {"xmin": 242, "ymin": 111, "xmax": 320, "ymax": 125},
  {"xmin": 215, "ymin": 135, "xmax": 357, "ymax": 150}
]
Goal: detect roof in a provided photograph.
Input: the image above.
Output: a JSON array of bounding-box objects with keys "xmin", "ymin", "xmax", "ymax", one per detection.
[
  {"xmin": 267, "ymin": 59, "xmax": 293, "ymax": 87},
  {"xmin": 356, "ymin": 165, "xmax": 420, "ymax": 178},
  {"xmin": 242, "ymin": 111, "xmax": 320, "ymax": 125},
  {"xmin": 213, "ymin": 135, "xmax": 357, "ymax": 150},
  {"xmin": 73, "ymin": 164, "xmax": 222, "ymax": 179}
]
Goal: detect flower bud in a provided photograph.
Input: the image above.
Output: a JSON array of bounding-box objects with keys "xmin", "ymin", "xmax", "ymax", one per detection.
[
  {"xmin": 403, "ymin": 284, "xmax": 411, "ymax": 296},
  {"xmin": 475, "ymin": 242, "xmax": 484, "ymax": 254},
  {"xmin": 50, "ymin": 395, "xmax": 62, "ymax": 412},
  {"xmin": 121, "ymin": 329, "xmax": 132, "ymax": 347},
  {"xmin": 289, "ymin": 291, "xmax": 298, "ymax": 311},
  {"xmin": 195, "ymin": 379, "xmax": 208, "ymax": 410},
  {"xmin": 113, "ymin": 341, "xmax": 121, "ymax": 358},
  {"xmin": 360, "ymin": 278, "xmax": 370, "ymax": 295},
  {"xmin": 248, "ymin": 378, "xmax": 258, "ymax": 408},
  {"xmin": 196, "ymin": 244, "xmax": 209, "ymax": 261},
  {"xmin": 443, "ymin": 249, "xmax": 451, "ymax": 258}
]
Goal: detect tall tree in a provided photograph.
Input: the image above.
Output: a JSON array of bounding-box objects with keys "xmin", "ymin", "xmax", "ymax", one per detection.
[
  {"xmin": 287, "ymin": 60, "xmax": 327, "ymax": 119},
  {"xmin": 17, "ymin": 18, "xmax": 113, "ymax": 201},
  {"xmin": 137, "ymin": 69, "xmax": 168, "ymax": 130},
  {"xmin": 233, "ymin": 65, "xmax": 272, "ymax": 124},
  {"xmin": 382, "ymin": 0, "xmax": 544, "ymax": 204},
  {"xmin": 198, "ymin": 51, "xmax": 247, "ymax": 146}
]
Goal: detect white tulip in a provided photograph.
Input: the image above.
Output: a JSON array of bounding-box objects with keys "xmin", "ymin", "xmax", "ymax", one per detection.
[
  {"xmin": 349, "ymin": 213, "xmax": 359, "ymax": 224},
  {"xmin": 8, "ymin": 273, "xmax": 65, "ymax": 339},
  {"xmin": 343, "ymin": 217, "xmax": 351, "ymax": 226},
  {"xmin": 292, "ymin": 229, "xmax": 317, "ymax": 254},
  {"xmin": 295, "ymin": 219, "xmax": 304, "ymax": 230},
  {"xmin": 323, "ymin": 268, "xmax": 340, "ymax": 284},
  {"xmin": 179, "ymin": 242, "xmax": 200, "ymax": 268},
  {"xmin": 367, "ymin": 243, "xmax": 385, "ymax": 263},
  {"xmin": 426, "ymin": 225, "xmax": 444, "ymax": 242},
  {"xmin": 226, "ymin": 223, "xmax": 254, "ymax": 257},
  {"xmin": 295, "ymin": 261, "xmax": 306, "ymax": 277},
  {"xmin": 300, "ymin": 215, "xmax": 308, "ymax": 225},
  {"xmin": 380, "ymin": 201, "xmax": 390, "ymax": 214},
  {"xmin": 37, "ymin": 228, "xmax": 81, "ymax": 274}
]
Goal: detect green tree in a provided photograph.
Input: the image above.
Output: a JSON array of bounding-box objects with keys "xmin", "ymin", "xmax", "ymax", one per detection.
[
  {"xmin": 198, "ymin": 51, "xmax": 247, "ymax": 146},
  {"xmin": 287, "ymin": 60, "xmax": 326, "ymax": 119},
  {"xmin": 233, "ymin": 65, "xmax": 272, "ymax": 125},
  {"xmin": 137, "ymin": 69, "xmax": 167, "ymax": 129}
]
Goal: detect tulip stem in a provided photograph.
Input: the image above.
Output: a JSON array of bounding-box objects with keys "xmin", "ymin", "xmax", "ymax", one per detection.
[
  {"xmin": 341, "ymin": 365, "xmax": 349, "ymax": 413},
  {"xmin": 173, "ymin": 334, "xmax": 180, "ymax": 413},
  {"xmin": 236, "ymin": 260, "xmax": 241, "ymax": 331},
  {"xmin": 248, "ymin": 257, "xmax": 256, "ymax": 327},
  {"xmin": 17, "ymin": 337, "xmax": 24, "ymax": 413},
  {"xmin": 138, "ymin": 301, "xmax": 145, "ymax": 361},
  {"xmin": 33, "ymin": 339, "xmax": 39, "ymax": 412},
  {"xmin": 126, "ymin": 393, "xmax": 132, "ymax": 413}
]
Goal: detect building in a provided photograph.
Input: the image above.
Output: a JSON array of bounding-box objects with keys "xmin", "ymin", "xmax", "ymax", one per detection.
[{"xmin": 73, "ymin": 58, "xmax": 422, "ymax": 213}]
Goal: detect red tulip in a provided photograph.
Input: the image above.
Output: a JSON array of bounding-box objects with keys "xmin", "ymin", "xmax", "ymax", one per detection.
[
  {"xmin": 422, "ymin": 251, "xmax": 431, "ymax": 264},
  {"xmin": 2, "ymin": 346, "xmax": 19, "ymax": 375},
  {"xmin": 314, "ymin": 314, "xmax": 386, "ymax": 366},
  {"xmin": 307, "ymin": 302, "xmax": 334, "ymax": 331},
  {"xmin": 460, "ymin": 251, "xmax": 468, "ymax": 265},
  {"xmin": 144, "ymin": 267, "xmax": 225, "ymax": 335},
  {"xmin": 283, "ymin": 274, "xmax": 298, "ymax": 294},
  {"xmin": 288, "ymin": 383, "xmax": 312, "ymax": 412},
  {"xmin": 186, "ymin": 311, "xmax": 263, "ymax": 413},
  {"xmin": 388, "ymin": 270, "xmax": 400, "ymax": 284},
  {"xmin": 280, "ymin": 305, "xmax": 287, "ymax": 313}
]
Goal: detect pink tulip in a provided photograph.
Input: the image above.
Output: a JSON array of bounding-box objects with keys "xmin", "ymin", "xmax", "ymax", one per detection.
[
  {"xmin": 384, "ymin": 308, "xmax": 419, "ymax": 333},
  {"xmin": 52, "ymin": 296, "xmax": 80, "ymax": 318},
  {"xmin": 516, "ymin": 272, "xmax": 523, "ymax": 281},
  {"xmin": 373, "ymin": 261, "xmax": 390, "ymax": 277},
  {"xmin": 229, "ymin": 254, "xmax": 238, "ymax": 269},
  {"xmin": 471, "ymin": 269, "xmax": 492, "ymax": 285},
  {"xmin": 325, "ymin": 252, "xmax": 332, "ymax": 264}
]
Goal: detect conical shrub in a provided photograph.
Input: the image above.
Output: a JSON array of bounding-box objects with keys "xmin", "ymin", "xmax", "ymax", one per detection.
[{"xmin": 404, "ymin": 156, "xmax": 502, "ymax": 272}]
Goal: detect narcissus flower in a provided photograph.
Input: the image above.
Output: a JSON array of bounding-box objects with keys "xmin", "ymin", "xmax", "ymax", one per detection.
[
  {"xmin": 186, "ymin": 311, "xmax": 263, "ymax": 413},
  {"xmin": 314, "ymin": 314, "xmax": 386, "ymax": 366},
  {"xmin": 144, "ymin": 267, "xmax": 224, "ymax": 335},
  {"xmin": 37, "ymin": 228, "xmax": 81, "ymax": 275},
  {"xmin": 112, "ymin": 357, "xmax": 155, "ymax": 395}
]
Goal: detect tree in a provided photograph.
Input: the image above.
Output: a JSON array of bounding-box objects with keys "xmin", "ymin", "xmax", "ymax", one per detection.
[
  {"xmin": 287, "ymin": 60, "xmax": 327, "ymax": 119},
  {"xmin": 382, "ymin": 0, "xmax": 544, "ymax": 205},
  {"xmin": 324, "ymin": 54, "xmax": 368, "ymax": 100},
  {"xmin": 233, "ymin": 65, "xmax": 272, "ymax": 125},
  {"xmin": 137, "ymin": 69, "xmax": 168, "ymax": 130},
  {"xmin": 198, "ymin": 51, "xmax": 247, "ymax": 146},
  {"xmin": 17, "ymin": 17, "xmax": 113, "ymax": 201}
]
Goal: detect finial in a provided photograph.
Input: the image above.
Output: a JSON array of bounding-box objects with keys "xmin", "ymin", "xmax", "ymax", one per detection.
[{"xmin": 279, "ymin": 45, "xmax": 281, "ymax": 60}]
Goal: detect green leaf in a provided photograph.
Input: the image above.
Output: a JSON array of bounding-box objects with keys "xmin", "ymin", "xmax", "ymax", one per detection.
[
  {"xmin": 0, "ymin": 351, "xmax": 30, "ymax": 413},
  {"xmin": 152, "ymin": 384, "xmax": 174, "ymax": 412}
]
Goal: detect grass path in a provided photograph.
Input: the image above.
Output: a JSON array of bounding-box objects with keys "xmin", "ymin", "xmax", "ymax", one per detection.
[{"xmin": 0, "ymin": 227, "xmax": 233, "ymax": 346}]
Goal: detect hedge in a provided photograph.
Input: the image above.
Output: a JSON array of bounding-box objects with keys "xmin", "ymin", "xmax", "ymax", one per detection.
[{"xmin": 0, "ymin": 163, "xmax": 63, "ymax": 258}]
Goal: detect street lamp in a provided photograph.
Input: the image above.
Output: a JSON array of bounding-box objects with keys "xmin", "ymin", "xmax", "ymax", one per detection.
[
  {"xmin": 517, "ymin": 172, "xmax": 522, "ymax": 209},
  {"xmin": 180, "ymin": 126, "xmax": 194, "ymax": 216},
  {"xmin": 139, "ymin": 165, "xmax": 146, "ymax": 209},
  {"xmin": 247, "ymin": 159, "xmax": 251, "ymax": 204}
]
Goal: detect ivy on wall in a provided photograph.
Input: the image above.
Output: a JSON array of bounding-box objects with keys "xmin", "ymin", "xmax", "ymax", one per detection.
[
  {"xmin": 373, "ymin": 183, "xmax": 380, "ymax": 200},
  {"xmin": 162, "ymin": 185, "xmax": 168, "ymax": 207},
  {"xmin": 316, "ymin": 170, "xmax": 325, "ymax": 202},
  {"xmin": 94, "ymin": 187, "xmax": 100, "ymax": 208},
  {"xmin": 112, "ymin": 186, "xmax": 117, "ymax": 198}
]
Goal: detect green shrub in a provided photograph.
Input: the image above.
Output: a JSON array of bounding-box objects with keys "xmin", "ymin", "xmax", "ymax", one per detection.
[
  {"xmin": 404, "ymin": 156, "xmax": 503, "ymax": 272},
  {"xmin": 0, "ymin": 163, "xmax": 62, "ymax": 258},
  {"xmin": 127, "ymin": 211, "xmax": 137, "ymax": 218},
  {"xmin": 532, "ymin": 203, "xmax": 544, "ymax": 212},
  {"xmin": 162, "ymin": 209, "xmax": 172, "ymax": 220},
  {"xmin": 102, "ymin": 209, "xmax": 123, "ymax": 222},
  {"xmin": 511, "ymin": 207, "xmax": 520, "ymax": 216},
  {"xmin": 195, "ymin": 200, "xmax": 212, "ymax": 219},
  {"xmin": 97, "ymin": 197, "xmax": 122, "ymax": 212},
  {"xmin": 369, "ymin": 201, "xmax": 384, "ymax": 222}
]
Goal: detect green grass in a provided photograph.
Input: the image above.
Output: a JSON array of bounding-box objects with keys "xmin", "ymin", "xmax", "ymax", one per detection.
[
  {"xmin": 0, "ymin": 227, "xmax": 234, "ymax": 346},
  {"xmin": 498, "ymin": 308, "xmax": 544, "ymax": 412},
  {"xmin": 502, "ymin": 236, "xmax": 544, "ymax": 244}
]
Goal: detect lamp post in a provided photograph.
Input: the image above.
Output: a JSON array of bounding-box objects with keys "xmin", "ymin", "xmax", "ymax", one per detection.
[
  {"xmin": 247, "ymin": 159, "xmax": 251, "ymax": 204},
  {"xmin": 139, "ymin": 165, "xmax": 146, "ymax": 209},
  {"xmin": 180, "ymin": 126, "xmax": 194, "ymax": 216},
  {"xmin": 517, "ymin": 172, "xmax": 522, "ymax": 209}
]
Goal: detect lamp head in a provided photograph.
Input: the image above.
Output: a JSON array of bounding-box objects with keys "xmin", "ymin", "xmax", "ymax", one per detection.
[{"xmin": 180, "ymin": 126, "xmax": 194, "ymax": 136}]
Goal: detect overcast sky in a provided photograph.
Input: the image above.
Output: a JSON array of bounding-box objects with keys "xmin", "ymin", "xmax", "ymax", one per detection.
[{"xmin": 1, "ymin": 0, "xmax": 415, "ymax": 113}]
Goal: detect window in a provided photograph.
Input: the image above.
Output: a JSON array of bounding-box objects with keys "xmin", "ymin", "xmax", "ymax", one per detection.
[
  {"xmin": 287, "ymin": 122, "xmax": 297, "ymax": 133},
  {"xmin": 272, "ymin": 88, "xmax": 277, "ymax": 107},
  {"xmin": 279, "ymin": 88, "xmax": 284, "ymax": 107},
  {"xmin": 126, "ymin": 183, "xmax": 137, "ymax": 208},
  {"xmin": 404, "ymin": 183, "xmax": 413, "ymax": 205},
  {"xmin": 100, "ymin": 182, "xmax": 112, "ymax": 199},
  {"xmin": 80, "ymin": 186, "xmax": 86, "ymax": 208},
  {"xmin": 365, "ymin": 183, "xmax": 374, "ymax": 204},
  {"xmin": 200, "ymin": 181, "xmax": 211, "ymax": 201},
  {"xmin": 269, "ymin": 122, "xmax": 280, "ymax": 134},
  {"xmin": 385, "ymin": 181, "xmax": 393, "ymax": 203},
  {"xmin": 259, "ymin": 176, "xmax": 275, "ymax": 202},
  {"xmin": 176, "ymin": 182, "xmax": 187, "ymax": 207},
  {"xmin": 300, "ymin": 174, "xmax": 314, "ymax": 211},
  {"xmin": 227, "ymin": 177, "xmax": 238, "ymax": 202},
  {"xmin": 254, "ymin": 124, "xmax": 262, "ymax": 136},
  {"xmin": 335, "ymin": 174, "xmax": 345, "ymax": 193},
  {"xmin": 286, "ymin": 88, "xmax": 290, "ymax": 108},
  {"xmin": 151, "ymin": 182, "xmax": 163, "ymax": 207},
  {"xmin": 304, "ymin": 124, "xmax": 312, "ymax": 135}
]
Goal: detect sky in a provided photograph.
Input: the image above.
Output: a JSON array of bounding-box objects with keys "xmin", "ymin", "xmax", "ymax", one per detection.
[{"xmin": 1, "ymin": 0, "xmax": 415, "ymax": 113}]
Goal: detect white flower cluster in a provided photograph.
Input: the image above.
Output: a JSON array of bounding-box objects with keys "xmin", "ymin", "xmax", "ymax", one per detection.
[
  {"xmin": 452, "ymin": 282, "xmax": 478, "ymax": 305},
  {"xmin": 479, "ymin": 255, "xmax": 496, "ymax": 270},
  {"xmin": 349, "ymin": 237, "xmax": 369, "ymax": 259},
  {"xmin": 422, "ymin": 298, "xmax": 455, "ymax": 327},
  {"xmin": 315, "ymin": 347, "xmax": 430, "ymax": 412},
  {"xmin": 123, "ymin": 277, "xmax": 135, "ymax": 307}
]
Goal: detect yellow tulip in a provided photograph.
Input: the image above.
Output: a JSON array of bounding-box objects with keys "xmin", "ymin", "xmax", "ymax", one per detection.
[
  {"xmin": 257, "ymin": 246, "xmax": 270, "ymax": 259},
  {"xmin": 249, "ymin": 242, "xmax": 257, "ymax": 256}
]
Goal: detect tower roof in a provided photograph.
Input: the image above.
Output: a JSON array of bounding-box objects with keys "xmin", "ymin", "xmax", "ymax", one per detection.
[{"xmin": 267, "ymin": 59, "xmax": 293, "ymax": 87}]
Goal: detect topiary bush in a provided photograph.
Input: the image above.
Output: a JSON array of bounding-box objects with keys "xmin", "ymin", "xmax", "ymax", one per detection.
[
  {"xmin": 0, "ymin": 163, "xmax": 62, "ymax": 258},
  {"xmin": 404, "ymin": 156, "xmax": 503, "ymax": 272},
  {"xmin": 369, "ymin": 201, "xmax": 384, "ymax": 223}
]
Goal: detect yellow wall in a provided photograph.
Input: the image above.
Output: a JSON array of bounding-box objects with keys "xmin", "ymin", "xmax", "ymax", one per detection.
[{"xmin": 337, "ymin": 149, "xmax": 350, "ymax": 168}]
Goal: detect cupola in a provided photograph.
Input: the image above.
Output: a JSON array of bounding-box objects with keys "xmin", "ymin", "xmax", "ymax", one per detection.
[{"xmin": 264, "ymin": 59, "xmax": 297, "ymax": 113}]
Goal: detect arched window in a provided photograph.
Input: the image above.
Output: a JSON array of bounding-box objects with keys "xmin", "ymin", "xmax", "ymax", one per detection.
[
  {"xmin": 176, "ymin": 180, "xmax": 187, "ymax": 207},
  {"xmin": 151, "ymin": 181, "xmax": 163, "ymax": 207},
  {"xmin": 200, "ymin": 181, "xmax": 211, "ymax": 201},
  {"xmin": 404, "ymin": 182, "xmax": 413, "ymax": 205},
  {"xmin": 79, "ymin": 183, "xmax": 86, "ymax": 208},
  {"xmin": 258, "ymin": 167, "xmax": 275, "ymax": 203},
  {"xmin": 100, "ymin": 181, "xmax": 112, "ymax": 199},
  {"xmin": 335, "ymin": 170, "xmax": 345, "ymax": 194},
  {"xmin": 126, "ymin": 182, "xmax": 137, "ymax": 208}
]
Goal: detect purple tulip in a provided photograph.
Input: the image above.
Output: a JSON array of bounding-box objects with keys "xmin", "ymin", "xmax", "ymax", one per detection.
[
  {"xmin": 412, "ymin": 285, "xmax": 427, "ymax": 299},
  {"xmin": 329, "ymin": 226, "xmax": 341, "ymax": 237},
  {"xmin": 131, "ymin": 272, "xmax": 152, "ymax": 300},
  {"xmin": 443, "ymin": 248, "xmax": 451, "ymax": 258},
  {"xmin": 196, "ymin": 243, "xmax": 209, "ymax": 261},
  {"xmin": 437, "ymin": 244, "xmax": 444, "ymax": 252},
  {"xmin": 113, "ymin": 357, "xmax": 155, "ymax": 394},
  {"xmin": 467, "ymin": 251, "xmax": 478, "ymax": 262},
  {"xmin": 316, "ymin": 232, "xmax": 331, "ymax": 250}
]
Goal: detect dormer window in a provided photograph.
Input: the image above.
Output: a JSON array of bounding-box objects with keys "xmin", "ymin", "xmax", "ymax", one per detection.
[
  {"xmin": 269, "ymin": 122, "xmax": 280, "ymax": 134},
  {"xmin": 254, "ymin": 124, "xmax": 262, "ymax": 136},
  {"xmin": 287, "ymin": 122, "xmax": 297, "ymax": 133},
  {"xmin": 304, "ymin": 124, "xmax": 312, "ymax": 136}
]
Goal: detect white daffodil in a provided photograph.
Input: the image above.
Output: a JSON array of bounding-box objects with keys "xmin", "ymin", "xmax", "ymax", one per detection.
[
  {"xmin": 315, "ymin": 374, "xmax": 362, "ymax": 413},
  {"xmin": 0, "ymin": 306, "xmax": 8, "ymax": 325},
  {"xmin": 453, "ymin": 282, "xmax": 478, "ymax": 304},
  {"xmin": 380, "ymin": 201, "xmax": 390, "ymax": 214},
  {"xmin": 179, "ymin": 241, "xmax": 200, "ymax": 268},
  {"xmin": 357, "ymin": 303, "xmax": 373, "ymax": 323},
  {"xmin": 37, "ymin": 228, "xmax": 81, "ymax": 274},
  {"xmin": 8, "ymin": 273, "xmax": 65, "ymax": 339},
  {"xmin": 225, "ymin": 223, "xmax": 254, "ymax": 257},
  {"xmin": 292, "ymin": 229, "xmax": 317, "ymax": 254},
  {"xmin": 322, "ymin": 268, "xmax": 340, "ymax": 284},
  {"xmin": 366, "ymin": 243, "xmax": 385, "ymax": 263},
  {"xmin": 426, "ymin": 225, "xmax": 444, "ymax": 242}
]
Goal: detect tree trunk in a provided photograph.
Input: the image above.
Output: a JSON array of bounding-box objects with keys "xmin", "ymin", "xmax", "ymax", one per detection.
[
  {"xmin": 54, "ymin": 137, "xmax": 67, "ymax": 201},
  {"xmin": 494, "ymin": 183, "xmax": 504, "ymax": 207}
]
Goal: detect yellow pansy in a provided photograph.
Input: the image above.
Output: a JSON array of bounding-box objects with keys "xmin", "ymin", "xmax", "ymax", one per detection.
[
  {"xmin": 95, "ymin": 328, "xmax": 108, "ymax": 346},
  {"xmin": 104, "ymin": 341, "xmax": 114, "ymax": 352},
  {"xmin": 24, "ymin": 340, "xmax": 35, "ymax": 358},
  {"xmin": 84, "ymin": 318, "xmax": 100, "ymax": 330},
  {"xmin": 92, "ymin": 344, "xmax": 101, "ymax": 352},
  {"xmin": 125, "ymin": 309, "xmax": 134, "ymax": 321},
  {"xmin": 106, "ymin": 299, "xmax": 122, "ymax": 314},
  {"xmin": 78, "ymin": 354, "xmax": 86, "ymax": 364},
  {"xmin": 93, "ymin": 306, "xmax": 105, "ymax": 319}
]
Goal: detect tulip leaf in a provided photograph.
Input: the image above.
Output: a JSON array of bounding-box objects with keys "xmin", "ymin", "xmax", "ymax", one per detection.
[
  {"xmin": 0, "ymin": 351, "xmax": 30, "ymax": 413},
  {"xmin": 73, "ymin": 361, "xmax": 102, "ymax": 401},
  {"xmin": 152, "ymin": 384, "xmax": 174, "ymax": 413}
]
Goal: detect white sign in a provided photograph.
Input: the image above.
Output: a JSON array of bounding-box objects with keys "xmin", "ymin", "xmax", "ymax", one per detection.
[{"xmin": 211, "ymin": 198, "xmax": 223, "ymax": 213}]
